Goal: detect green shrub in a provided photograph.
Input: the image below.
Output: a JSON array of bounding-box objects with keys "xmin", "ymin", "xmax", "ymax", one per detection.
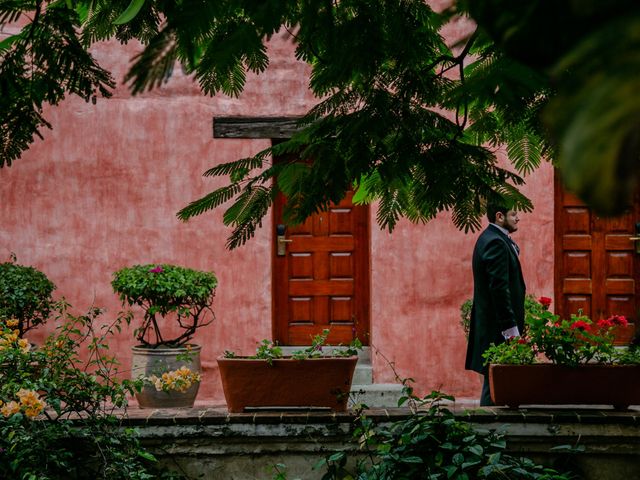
[
  {"xmin": 317, "ymin": 390, "xmax": 576, "ymax": 480},
  {"xmin": 0, "ymin": 260, "xmax": 55, "ymax": 335},
  {"xmin": 112, "ymin": 264, "xmax": 217, "ymax": 347}
]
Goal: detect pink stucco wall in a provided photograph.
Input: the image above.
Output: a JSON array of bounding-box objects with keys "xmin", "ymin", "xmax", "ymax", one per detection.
[{"xmin": 0, "ymin": 29, "xmax": 554, "ymax": 403}]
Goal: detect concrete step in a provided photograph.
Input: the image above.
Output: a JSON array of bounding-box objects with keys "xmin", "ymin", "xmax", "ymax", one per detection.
[
  {"xmin": 349, "ymin": 383, "xmax": 406, "ymax": 409},
  {"xmin": 352, "ymin": 364, "xmax": 373, "ymax": 385}
]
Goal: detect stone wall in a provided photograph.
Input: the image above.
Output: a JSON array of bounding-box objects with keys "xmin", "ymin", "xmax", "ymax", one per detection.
[{"xmin": 127, "ymin": 406, "xmax": 640, "ymax": 480}]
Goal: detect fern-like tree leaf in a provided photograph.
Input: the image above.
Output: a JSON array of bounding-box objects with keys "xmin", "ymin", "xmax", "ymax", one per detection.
[{"xmin": 177, "ymin": 183, "xmax": 242, "ymax": 221}]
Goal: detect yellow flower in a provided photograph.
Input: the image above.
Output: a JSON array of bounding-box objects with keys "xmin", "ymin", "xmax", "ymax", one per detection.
[
  {"xmin": 17, "ymin": 389, "xmax": 41, "ymax": 406},
  {"xmin": 17, "ymin": 338, "xmax": 30, "ymax": 353},
  {"xmin": 1, "ymin": 400, "xmax": 20, "ymax": 417},
  {"xmin": 13, "ymin": 390, "xmax": 46, "ymax": 418},
  {"xmin": 5, "ymin": 318, "xmax": 19, "ymax": 328},
  {"xmin": 24, "ymin": 404, "xmax": 44, "ymax": 418},
  {"xmin": 147, "ymin": 366, "xmax": 200, "ymax": 392}
]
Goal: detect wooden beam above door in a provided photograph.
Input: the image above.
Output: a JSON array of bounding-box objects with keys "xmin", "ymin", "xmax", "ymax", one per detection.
[{"xmin": 213, "ymin": 116, "xmax": 303, "ymax": 139}]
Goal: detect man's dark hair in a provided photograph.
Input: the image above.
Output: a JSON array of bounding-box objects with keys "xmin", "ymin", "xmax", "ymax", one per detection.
[{"xmin": 487, "ymin": 203, "xmax": 509, "ymax": 223}]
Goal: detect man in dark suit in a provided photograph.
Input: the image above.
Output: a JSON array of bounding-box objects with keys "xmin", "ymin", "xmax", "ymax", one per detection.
[{"xmin": 465, "ymin": 203, "xmax": 526, "ymax": 406}]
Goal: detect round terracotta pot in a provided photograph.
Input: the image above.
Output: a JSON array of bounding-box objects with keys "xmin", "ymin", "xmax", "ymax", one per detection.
[{"xmin": 131, "ymin": 344, "xmax": 201, "ymax": 408}]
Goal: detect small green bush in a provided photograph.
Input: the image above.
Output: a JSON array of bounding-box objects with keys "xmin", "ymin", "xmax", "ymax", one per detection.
[
  {"xmin": 0, "ymin": 260, "xmax": 55, "ymax": 335},
  {"xmin": 112, "ymin": 264, "xmax": 218, "ymax": 347}
]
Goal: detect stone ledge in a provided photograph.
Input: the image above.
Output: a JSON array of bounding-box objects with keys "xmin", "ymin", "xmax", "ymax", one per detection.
[
  {"xmin": 123, "ymin": 404, "xmax": 640, "ymax": 480},
  {"xmin": 120, "ymin": 403, "xmax": 640, "ymax": 427}
]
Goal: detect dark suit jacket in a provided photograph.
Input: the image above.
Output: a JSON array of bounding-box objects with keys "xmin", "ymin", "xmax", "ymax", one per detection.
[{"xmin": 465, "ymin": 224, "xmax": 526, "ymax": 374}]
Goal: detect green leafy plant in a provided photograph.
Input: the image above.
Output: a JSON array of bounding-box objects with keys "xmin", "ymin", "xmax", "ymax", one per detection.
[
  {"xmin": 223, "ymin": 329, "xmax": 362, "ymax": 364},
  {"xmin": 459, "ymin": 298, "xmax": 473, "ymax": 340},
  {"xmin": 269, "ymin": 463, "xmax": 296, "ymax": 480},
  {"xmin": 316, "ymin": 389, "xmax": 575, "ymax": 479},
  {"xmin": 527, "ymin": 311, "xmax": 617, "ymax": 367},
  {"xmin": 613, "ymin": 344, "xmax": 640, "ymax": 364},
  {"xmin": 112, "ymin": 264, "xmax": 217, "ymax": 348},
  {"xmin": 0, "ymin": 301, "xmax": 186, "ymax": 479},
  {"xmin": 253, "ymin": 339, "xmax": 284, "ymax": 365},
  {"xmin": 482, "ymin": 337, "xmax": 537, "ymax": 366},
  {"xmin": 483, "ymin": 297, "xmax": 635, "ymax": 367},
  {"xmin": 0, "ymin": 258, "xmax": 56, "ymax": 336}
]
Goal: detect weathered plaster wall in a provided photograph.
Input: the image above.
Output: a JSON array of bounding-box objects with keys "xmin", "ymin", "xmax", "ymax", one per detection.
[
  {"xmin": 0, "ymin": 28, "xmax": 554, "ymax": 404},
  {"xmin": 0, "ymin": 31, "xmax": 315, "ymax": 402}
]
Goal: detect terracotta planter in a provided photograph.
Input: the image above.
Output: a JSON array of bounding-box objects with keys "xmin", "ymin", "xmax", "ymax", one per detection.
[
  {"xmin": 217, "ymin": 356, "xmax": 358, "ymax": 413},
  {"xmin": 489, "ymin": 363, "xmax": 640, "ymax": 409},
  {"xmin": 131, "ymin": 345, "xmax": 201, "ymax": 408}
]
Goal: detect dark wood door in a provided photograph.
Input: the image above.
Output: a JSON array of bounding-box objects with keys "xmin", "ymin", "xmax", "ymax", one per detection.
[
  {"xmin": 554, "ymin": 174, "xmax": 640, "ymax": 323},
  {"xmin": 272, "ymin": 191, "xmax": 370, "ymax": 346}
]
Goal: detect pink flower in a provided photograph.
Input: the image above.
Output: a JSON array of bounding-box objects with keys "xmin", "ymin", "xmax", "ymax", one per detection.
[
  {"xmin": 149, "ymin": 266, "xmax": 163, "ymax": 273},
  {"xmin": 538, "ymin": 296, "xmax": 552, "ymax": 309}
]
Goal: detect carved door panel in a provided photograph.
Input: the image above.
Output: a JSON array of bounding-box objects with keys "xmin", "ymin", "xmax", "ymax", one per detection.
[
  {"xmin": 554, "ymin": 175, "xmax": 640, "ymax": 326},
  {"xmin": 272, "ymin": 191, "xmax": 370, "ymax": 345}
]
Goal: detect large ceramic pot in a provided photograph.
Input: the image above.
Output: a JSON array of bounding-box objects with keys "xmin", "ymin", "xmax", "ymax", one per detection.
[
  {"xmin": 489, "ymin": 363, "xmax": 640, "ymax": 409},
  {"xmin": 131, "ymin": 344, "xmax": 201, "ymax": 408},
  {"xmin": 217, "ymin": 356, "xmax": 358, "ymax": 413}
]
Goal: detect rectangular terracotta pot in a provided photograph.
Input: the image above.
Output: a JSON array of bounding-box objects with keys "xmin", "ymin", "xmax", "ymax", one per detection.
[
  {"xmin": 217, "ymin": 356, "xmax": 358, "ymax": 413},
  {"xmin": 489, "ymin": 363, "xmax": 640, "ymax": 409}
]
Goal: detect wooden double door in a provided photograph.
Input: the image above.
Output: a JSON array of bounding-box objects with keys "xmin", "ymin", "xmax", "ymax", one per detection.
[
  {"xmin": 555, "ymin": 176, "xmax": 640, "ymax": 323},
  {"xmin": 272, "ymin": 191, "xmax": 370, "ymax": 346}
]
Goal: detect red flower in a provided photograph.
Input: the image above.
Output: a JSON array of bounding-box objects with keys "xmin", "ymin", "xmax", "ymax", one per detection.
[
  {"xmin": 608, "ymin": 315, "xmax": 628, "ymax": 327},
  {"xmin": 538, "ymin": 296, "xmax": 552, "ymax": 308},
  {"xmin": 570, "ymin": 320, "xmax": 591, "ymax": 331},
  {"xmin": 517, "ymin": 338, "xmax": 528, "ymax": 345},
  {"xmin": 597, "ymin": 319, "xmax": 614, "ymax": 329}
]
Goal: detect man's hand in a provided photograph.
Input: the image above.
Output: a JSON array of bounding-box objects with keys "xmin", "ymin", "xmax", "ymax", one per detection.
[{"xmin": 501, "ymin": 326, "xmax": 520, "ymax": 339}]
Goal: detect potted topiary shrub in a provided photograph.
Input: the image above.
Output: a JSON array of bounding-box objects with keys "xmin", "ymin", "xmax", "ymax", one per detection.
[
  {"xmin": 217, "ymin": 330, "xmax": 361, "ymax": 413},
  {"xmin": 484, "ymin": 297, "xmax": 640, "ymax": 409},
  {"xmin": 112, "ymin": 264, "xmax": 217, "ymax": 408},
  {"xmin": 0, "ymin": 258, "xmax": 56, "ymax": 337}
]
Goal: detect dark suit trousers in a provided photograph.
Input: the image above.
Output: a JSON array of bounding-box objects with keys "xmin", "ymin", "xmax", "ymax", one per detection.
[{"xmin": 480, "ymin": 375, "xmax": 494, "ymax": 406}]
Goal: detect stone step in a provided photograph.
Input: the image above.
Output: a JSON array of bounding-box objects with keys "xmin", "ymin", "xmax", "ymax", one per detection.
[
  {"xmin": 349, "ymin": 383, "xmax": 406, "ymax": 409},
  {"xmin": 352, "ymin": 364, "xmax": 373, "ymax": 385}
]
